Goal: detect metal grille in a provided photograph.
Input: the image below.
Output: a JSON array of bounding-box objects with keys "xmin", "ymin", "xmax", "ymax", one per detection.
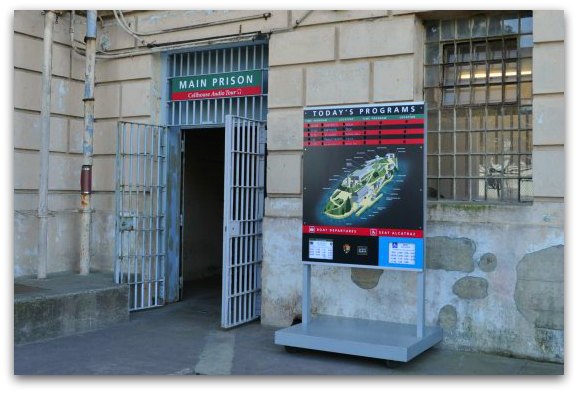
[
  {"xmin": 424, "ymin": 12, "xmax": 533, "ymax": 202},
  {"xmin": 168, "ymin": 43, "xmax": 268, "ymax": 126},
  {"xmin": 115, "ymin": 122, "xmax": 167, "ymax": 311},
  {"xmin": 222, "ymin": 115, "xmax": 266, "ymax": 328}
]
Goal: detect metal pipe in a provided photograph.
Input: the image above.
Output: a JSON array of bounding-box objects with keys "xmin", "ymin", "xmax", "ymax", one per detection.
[
  {"xmin": 294, "ymin": 10, "xmax": 313, "ymax": 26},
  {"xmin": 80, "ymin": 10, "xmax": 97, "ymax": 276},
  {"xmin": 114, "ymin": 10, "xmax": 272, "ymax": 37},
  {"xmin": 110, "ymin": 10, "xmax": 272, "ymax": 50},
  {"xmin": 37, "ymin": 10, "xmax": 56, "ymax": 280}
]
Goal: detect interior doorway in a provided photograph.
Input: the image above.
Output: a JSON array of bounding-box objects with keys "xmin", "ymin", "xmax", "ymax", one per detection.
[
  {"xmin": 180, "ymin": 128, "xmax": 225, "ymax": 301},
  {"xmin": 175, "ymin": 117, "xmax": 265, "ymax": 328}
]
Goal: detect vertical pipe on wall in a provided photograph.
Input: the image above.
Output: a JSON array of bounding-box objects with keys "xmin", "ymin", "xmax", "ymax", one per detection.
[
  {"xmin": 80, "ymin": 10, "xmax": 97, "ymax": 275},
  {"xmin": 37, "ymin": 10, "xmax": 56, "ymax": 280}
]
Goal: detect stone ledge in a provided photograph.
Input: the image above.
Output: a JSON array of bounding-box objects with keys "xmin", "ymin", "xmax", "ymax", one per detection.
[{"xmin": 14, "ymin": 272, "xmax": 129, "ymax": 344}]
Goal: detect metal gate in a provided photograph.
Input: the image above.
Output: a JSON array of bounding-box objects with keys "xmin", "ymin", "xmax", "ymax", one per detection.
[
  {"xmin": 221, "ymin": 115, "xmax": 266, "ymax": 328},
  {"xmin": 115, "ymin": 122, "xmax": 168, "ymax": 311}
]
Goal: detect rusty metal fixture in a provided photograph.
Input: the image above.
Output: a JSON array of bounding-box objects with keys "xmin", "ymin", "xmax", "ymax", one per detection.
[
  {"xmin": 80, "ymin": 193, "xmax": 90, "ymax": 209},
  {"xmin": 80, "ymin": 165, "xmax": 92, "ymax": 195}
]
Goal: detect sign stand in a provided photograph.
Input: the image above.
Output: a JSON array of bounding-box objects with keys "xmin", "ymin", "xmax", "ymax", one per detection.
[
  {"xmin": 275, "ymin": 264, "xmax": 442, "ymax": 363},
  {"xmin": 274, "ymin": 102, "xmax": 442, "ymax": 363}
]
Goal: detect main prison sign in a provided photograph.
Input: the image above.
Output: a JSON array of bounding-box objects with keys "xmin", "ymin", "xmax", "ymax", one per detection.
[
  {"xmin": 302, "ymin": 102, "xmax": 426, "ymax": 271},
  {"xmin": 170, "ymin": 70, "xmax": 263, "ymax": 101}
]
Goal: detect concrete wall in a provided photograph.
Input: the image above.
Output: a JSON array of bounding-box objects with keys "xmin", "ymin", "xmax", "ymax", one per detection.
[
  {"xmin": 261, "ymin": 10, "xmax": 565, "ymax": 363},
  {"xmin": 14, "ymin": 11, "xmax": 89, "ymax": 276},
  {"xmin": 13, "ymin": 11, "xmax": 166, "ymax": 277},
  {"xmin": 532, "ymin": 10, "xmax": 565, "ymax": 199}
]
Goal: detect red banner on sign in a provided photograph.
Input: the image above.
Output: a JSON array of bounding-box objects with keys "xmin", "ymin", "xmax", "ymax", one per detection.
[
  {"xmin": 304, "ymin": 138, "xmax": 424, "ymax": 146},
  {"xmin": 303, "ymin": 225, "xmax": 423, "ymax": 238},
  {"xmin": 171, "ymin": 86, "xmax": 262, "ymax": 101}
]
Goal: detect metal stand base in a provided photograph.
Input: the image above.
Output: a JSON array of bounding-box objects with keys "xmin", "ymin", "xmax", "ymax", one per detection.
[{"xmin": 275, "ymin": 315, "xmax": 442, "ymax": 362}]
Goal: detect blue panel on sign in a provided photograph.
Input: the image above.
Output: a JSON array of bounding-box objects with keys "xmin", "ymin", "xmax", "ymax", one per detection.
[{"xmin": 378, "ymin": 237, "xmax": 424, "ymax": 270}]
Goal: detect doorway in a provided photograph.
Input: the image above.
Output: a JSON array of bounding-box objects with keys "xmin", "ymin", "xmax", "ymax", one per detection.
[
  {"xmin": 173, "ymin": 117, "xmax": 266, "ymax": 328},
  {"xmin": 180, "ymin": 128, "xmax": 225, "ymax": 303}
]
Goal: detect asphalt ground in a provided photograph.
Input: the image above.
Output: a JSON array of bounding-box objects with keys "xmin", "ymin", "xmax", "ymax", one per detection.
[{"xmin": 13, "ymin": 276, "xmax": 563, "ymax": 376}]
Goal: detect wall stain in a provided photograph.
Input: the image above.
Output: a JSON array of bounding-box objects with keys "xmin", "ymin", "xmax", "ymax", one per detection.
[{"xmin": 350, "ymin": 268, "xmax": 383, "ymax": 289}]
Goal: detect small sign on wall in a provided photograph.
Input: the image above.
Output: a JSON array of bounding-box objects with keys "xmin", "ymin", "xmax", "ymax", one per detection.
[{"xmin": 301, "ymin": 102, "xmax": 426, "ymax": 271}]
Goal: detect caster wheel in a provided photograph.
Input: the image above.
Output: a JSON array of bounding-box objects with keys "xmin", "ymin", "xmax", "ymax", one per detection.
[
  {"xmin": 284, "ymin": 346, "xmax": 302, "ymax": 353},
  {"xmin": 384, "ymin": 359, "xmax": 402, "ymax": 368}
]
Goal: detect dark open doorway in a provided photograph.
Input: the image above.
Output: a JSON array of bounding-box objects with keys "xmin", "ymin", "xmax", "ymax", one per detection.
[{"xmin": 180, "ymin": 128, "xmax": 225, "ymax": 301}]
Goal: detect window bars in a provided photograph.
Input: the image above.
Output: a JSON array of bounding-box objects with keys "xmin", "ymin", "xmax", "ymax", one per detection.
[{"xmin": 424, "ymin": 12, "xmax": 533, "ymax": 202}]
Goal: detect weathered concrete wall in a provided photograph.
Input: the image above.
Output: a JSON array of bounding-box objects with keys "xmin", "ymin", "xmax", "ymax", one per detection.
[
  {"xmin": 262, "ymin": 10, "xmax": 565, "ymax": 363},
  {"xmin": 13, "ymin": 11, "xmax": 163, "ymax": 277},
  {"xmin": 262, "ymin": 200, "xmax": 564, "ymax": 362},
  {"xmin": 14, "ymin": 11, "xmax": 90, "ymax": 276},
  {"xmin": 426, "ymin": 202, "xmax": 564, "ymax": 362}
]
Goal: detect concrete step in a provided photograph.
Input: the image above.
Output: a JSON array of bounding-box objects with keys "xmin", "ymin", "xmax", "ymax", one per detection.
[{"xmin": 14, "ymin": 271, "xmax": 129, "ymax": 344}]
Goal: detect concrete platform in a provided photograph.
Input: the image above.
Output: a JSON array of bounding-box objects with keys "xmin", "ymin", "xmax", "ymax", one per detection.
[
  {"xmin": 14, "ymin": 271, "xmax": 129, "ymax": 344},
  {"xmin": 275, "ymin": 315, "xmax": 443, "ymax": 362}
]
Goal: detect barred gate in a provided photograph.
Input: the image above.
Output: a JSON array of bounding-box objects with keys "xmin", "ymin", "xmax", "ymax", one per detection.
[
  {"xmin": 115, "ymin": 122, "xmax": 168, "ymax": 311},
  {"xmin": 221, "ymin": 115, "xmax": 266, "ymax": 328}
]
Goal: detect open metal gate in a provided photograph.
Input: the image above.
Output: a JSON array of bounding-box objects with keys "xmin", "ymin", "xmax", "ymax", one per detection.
[
  {"xmin": 115, "ymin": 122, "xmax": 168, "ymax": 311},
  {"xmin": 221, "ymin": 115, "xmax": 266, "ymax": 328}
]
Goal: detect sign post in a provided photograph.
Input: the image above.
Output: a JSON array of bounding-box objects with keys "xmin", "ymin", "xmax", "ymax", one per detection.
[{"xmin": 275, "ymin": 102, "xmax": 442, "ymax": 363}]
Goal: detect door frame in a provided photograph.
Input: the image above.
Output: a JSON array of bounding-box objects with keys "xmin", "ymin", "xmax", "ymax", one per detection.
[
  {"xmin": 166, "ymin": 118, "xmax": 267, "ymax": 327},
  {"xmin": 160, "ymin": 41, "xmax": 269, "ymax": 305}
]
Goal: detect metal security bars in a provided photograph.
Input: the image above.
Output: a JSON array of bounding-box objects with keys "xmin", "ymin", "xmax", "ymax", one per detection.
[
  {"xmin": 222, "ymin": 115, "xmax": 266, "ymax": 328},
  {"xmin": 168, "ymin": 43, "xmax": 268, "ymax": 126},
  {"xmin": 424, "ymin": 12, "xmax": 533, "ymax": 202},
  {"xmin": 115, "ymin": 122, "xmax": 168, "ymax": 311}
]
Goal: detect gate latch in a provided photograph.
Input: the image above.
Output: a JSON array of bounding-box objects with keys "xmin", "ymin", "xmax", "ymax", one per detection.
[{"xmin": 229, "ymin": 221, "xmax": 240, "ymax": 236}]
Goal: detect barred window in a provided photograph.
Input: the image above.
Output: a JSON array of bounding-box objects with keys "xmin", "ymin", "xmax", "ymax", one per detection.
[{"xmin": 424, "ymin": 12, "xmax": 533, "ymax": 202}]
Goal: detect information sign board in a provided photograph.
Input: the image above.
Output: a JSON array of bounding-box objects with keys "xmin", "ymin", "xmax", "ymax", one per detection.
[{"xmin": 302, "ymin": 102, "xmax": 426, "ymax": 270}]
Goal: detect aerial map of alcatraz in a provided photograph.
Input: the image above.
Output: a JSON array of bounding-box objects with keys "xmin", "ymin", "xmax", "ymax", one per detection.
[{"xmin": 323, "ymin": 152, "xmax": 399, "ymax": 221}]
